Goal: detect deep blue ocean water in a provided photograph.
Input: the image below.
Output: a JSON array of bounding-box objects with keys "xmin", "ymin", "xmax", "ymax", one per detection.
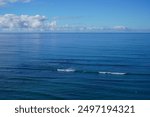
[{"xmin": 0, "ymin": 33, "xmax": 150, "ymax": 100}]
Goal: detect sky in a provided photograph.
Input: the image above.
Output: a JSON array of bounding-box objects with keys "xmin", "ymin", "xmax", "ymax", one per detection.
[{"xmin": 0, "ymin": 0, "xmax": 150, "ymax": 32}]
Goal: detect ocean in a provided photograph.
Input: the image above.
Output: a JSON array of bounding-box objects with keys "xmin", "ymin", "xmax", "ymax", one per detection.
[{"xmin": 0, "ymin": 33, "xmax": 150, "ymax": 100}]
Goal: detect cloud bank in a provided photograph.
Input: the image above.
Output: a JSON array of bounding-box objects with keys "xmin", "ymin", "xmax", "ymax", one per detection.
[
  {"xmin": 0, "ymin": 0, "xmax": 31, "ymax": 6},
  {"xmin": 112, "ymin": 26, "xmax": 128, "ymax": 31},
  {"xmin": 0, "ymin": 14, "xmax": 57, "ymax": 32},
  {"xmin": 0, "ymin": 14, "xmax": 130, "ymax": 32},
  {"xmin": 54, "ymin": 25, "xmax": 129, "ymax": 32}
]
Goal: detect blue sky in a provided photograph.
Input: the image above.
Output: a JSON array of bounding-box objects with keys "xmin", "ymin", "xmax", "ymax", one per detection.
[{"xmin": 0, "ymin": 0, "xmax": 150, "ymax": 32}]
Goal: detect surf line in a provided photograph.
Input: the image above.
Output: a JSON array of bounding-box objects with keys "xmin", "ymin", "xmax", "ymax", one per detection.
[{"xmin": 56, "ymin": 68, "xmax": 127, "ymax": 75}]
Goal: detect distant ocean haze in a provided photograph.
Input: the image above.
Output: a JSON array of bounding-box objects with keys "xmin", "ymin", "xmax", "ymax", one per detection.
[{"xmin": 0, "ymin": 33, "xmax": 150, "ymax": 99}]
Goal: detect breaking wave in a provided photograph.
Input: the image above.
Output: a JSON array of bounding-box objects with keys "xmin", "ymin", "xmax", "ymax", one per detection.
[
  {"xmin": 57, "ymin": 68, "xmax": 76, "ymax": 72},
  {"xmin": 56, "ymin": 68, "xmax": 127, "ymax": 75},
  {"xmin": 3, "ymin": 66, "xmax": 150, "ymax": 76},
  {"xmin": 99, "ymin": 71, "xmax": 127, "ymax": 75}
]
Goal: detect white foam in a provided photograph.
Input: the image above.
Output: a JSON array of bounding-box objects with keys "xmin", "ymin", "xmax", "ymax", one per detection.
[
  {"xmin": 99, "ymin": 71, "xmax": 126, "ymax": 75},
  {"xmin": 57, "ymin": 68, "xmax": 75, "ymax": 72}
]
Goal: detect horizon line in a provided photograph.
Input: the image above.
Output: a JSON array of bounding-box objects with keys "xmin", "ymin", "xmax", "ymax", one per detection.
[{"xmin": 0, "ymin": 32, "xmax": 150, "ymax": 34}]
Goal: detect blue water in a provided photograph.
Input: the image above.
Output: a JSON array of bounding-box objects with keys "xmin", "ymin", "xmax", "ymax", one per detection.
[{"xmin": 0, "ymin": 33, "xmax": 150, "ymax": 100}]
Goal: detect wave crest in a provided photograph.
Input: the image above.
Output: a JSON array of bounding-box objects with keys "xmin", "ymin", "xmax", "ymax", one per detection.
[
  {"xmin": 99, "ymin": 71, "xmax": 126, "ymax": 75},
  {"xmin": 57, "ymin": 68, "xmax": 76, "ymax": 72}
]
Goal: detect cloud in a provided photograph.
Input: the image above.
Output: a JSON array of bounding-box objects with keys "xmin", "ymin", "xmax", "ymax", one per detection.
[
  {"xmin": 0, "ymin": 0, "xmax": 31, "ymax": 6},
  {"xmin": 0, "ymin": 14, "xmax": 130, "ymax": 32},
  {"xmin": 54, "ymin": 25, "xmax": 129, "ymax": 32},
  {"xmin": 112, "ymin": 26, "xmax": 128, "ymax": 31},
  {"xmin": 0, "ymin": 14, "xmax": 57, "ymax": 32},
  {"xmin": 49, "ymin": 21, "xmax": 57, "ymax": 30}
]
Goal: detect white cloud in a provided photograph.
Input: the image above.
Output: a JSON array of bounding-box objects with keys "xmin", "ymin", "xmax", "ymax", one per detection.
[
  {"xmin": 0, "ymin": 14, "xmax": 130, "ymax": 32},
  {"xmin": 49, "ymin": 21, "xmax": 57, "ymax": 30},
  {"xmin": 54, "ymin": 25, "xmax": 129, "ymax": 32},
  {"xmin": 112, "ymin": 26, "xmax": 128, "ymax": 31},
  {"xmin": 0, "ymin": 14, "xmax": 57, "ymax": 32},
  {"xmin": 0, "ymin": 0, "xmax": 31, "ymax": 6}
]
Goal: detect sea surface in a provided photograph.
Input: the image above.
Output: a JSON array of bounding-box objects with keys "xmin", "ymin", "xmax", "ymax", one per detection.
[{"xmin": 0, "ymin": 33, "xmax": 150, "ymax": 100}]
